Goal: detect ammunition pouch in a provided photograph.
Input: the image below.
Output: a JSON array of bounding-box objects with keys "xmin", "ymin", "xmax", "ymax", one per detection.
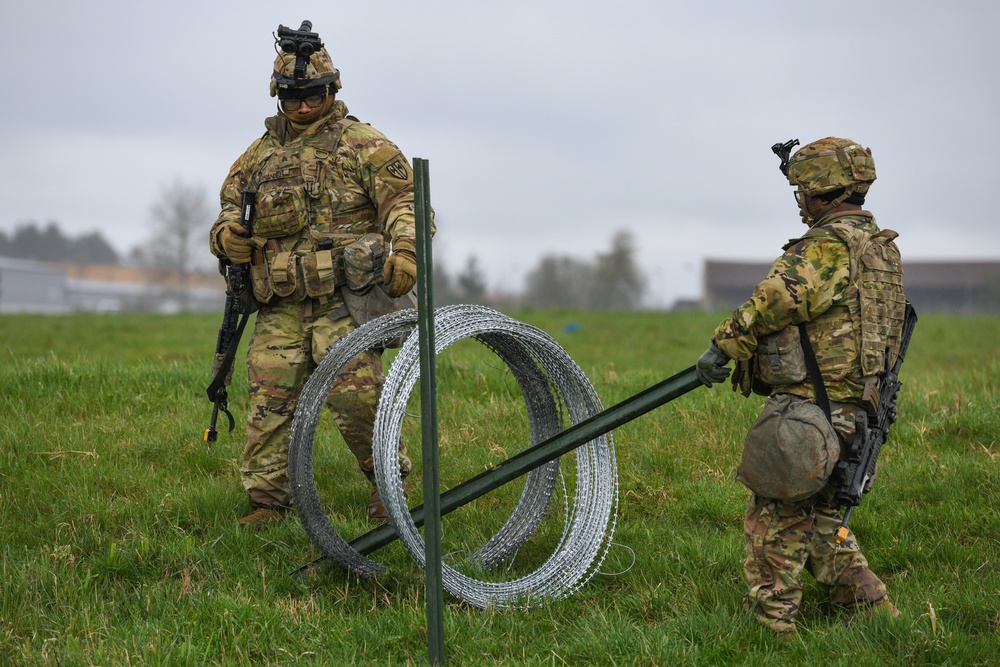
[
  {"xmin": 731, "ymin": 325, "xmax": 807, "ymax": 398},
  {"xmin": 343, "ymin": 233, "xmax": 388, "ymax": 291},
  {"xmin": 251, "ymin": 241, "xmax": 348, "ymax": 304},
  {"xmin": 736, "ymin": 393, "xmax": 841, "ymax": 502},
  {"xmin": 301, "ymin": 248, "xmax": 339, "ymax": 298},
  {"xmin": 755, "ymin": 326, "xmax": 808, "ymax": 386}
]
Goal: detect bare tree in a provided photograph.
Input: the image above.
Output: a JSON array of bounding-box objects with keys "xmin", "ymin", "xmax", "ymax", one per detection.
[
  {"xmin": 146, "ymin": 181, "xmax": 213, "ymax": 311},
  {"xmin": 522, "ymin": 230, "xmax": 646, "ymax": 310},
  {"xmin": 456, "ymin": 255, "xmax": 488, "ymax": 304},
  {"xmin": 432, "ymin": 258, "xmax": 461, "ymax": 306},
  {"xmin": 590, "ymin": 230, "xmax": 646, "ymax": 310},
  {"xmin": 523, "ymin": 255, "xmax": 593, "ymax": 309}
]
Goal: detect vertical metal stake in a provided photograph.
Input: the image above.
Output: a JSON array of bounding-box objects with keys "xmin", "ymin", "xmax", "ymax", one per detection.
[{"xmin": 413, "ymin": 158, "xmax": 445, "ymax": 664}]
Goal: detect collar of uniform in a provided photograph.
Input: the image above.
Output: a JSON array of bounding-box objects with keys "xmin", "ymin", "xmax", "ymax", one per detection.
[
  {"xmin": 810, "ymin": 210, "xmax": 874, "ymax": 229},
  {"xmin": 784, "ymin": 211, "xmax": 878, "ymax": 249}
]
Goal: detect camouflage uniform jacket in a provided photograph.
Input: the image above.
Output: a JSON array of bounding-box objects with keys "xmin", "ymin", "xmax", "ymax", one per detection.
[
  {"xmin": 713, "ymin": 211, "xmax": 900, "ymax": 404},
  {"xmin": 209, "ymin": 100, "xmax": 425, "ymax": 302}
]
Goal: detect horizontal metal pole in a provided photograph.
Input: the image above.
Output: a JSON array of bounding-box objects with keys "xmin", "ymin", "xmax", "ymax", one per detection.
[{"xmin": 349, "ymin": 365, "xmax": 702, "ymax": 555}]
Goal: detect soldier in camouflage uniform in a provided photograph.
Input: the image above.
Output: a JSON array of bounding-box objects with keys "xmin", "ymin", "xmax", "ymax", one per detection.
[
  {"xmin": 695, "ymin": 137, "xmax": 905, "ymax": 635},
  {"xmin": 209, "ymin": 21, "xmax": 431, "ymax": 529}
]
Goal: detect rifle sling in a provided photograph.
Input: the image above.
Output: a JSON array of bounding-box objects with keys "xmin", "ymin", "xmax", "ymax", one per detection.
[
  {"xmin": 205, "ymin": 311, "xmax": 252, "ymax": 402},
  {"xmin": 797, "ymin": 323, "xmax": 833, "ymax": 423}
]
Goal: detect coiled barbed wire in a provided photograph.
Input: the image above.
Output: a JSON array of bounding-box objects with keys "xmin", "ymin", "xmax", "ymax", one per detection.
[
  {"xmin": 289, "ymin": 308, "xmax": 562, "ymax": 576},
  {"xmin": 290, "ymin": 309, "xmax": 420, "ymax": 577},
  {"xmin": 289, "ymin": 305, "xmax": 618, "ymax": 608}
]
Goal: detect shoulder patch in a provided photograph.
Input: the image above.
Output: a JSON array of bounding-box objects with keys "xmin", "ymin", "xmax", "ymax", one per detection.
[
  {"xmin": 368, "ymin": 144, "xmax": 412, "ymax": 186},
  {"xmin": 369, "ymin": 144, "xmax": 402, "ymax": 170}
]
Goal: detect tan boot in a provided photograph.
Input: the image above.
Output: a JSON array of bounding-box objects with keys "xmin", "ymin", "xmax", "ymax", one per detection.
[
  {"xmin": 239, "ymin": 505, "xmax": 291, "ymax": 530},
  {"xmin": 368, "ymin": 485, "xmax": 387, "ymax": 522},
  {"xmin": 870, "ymin": 599, "xmax": 902, "ymax": 619}
]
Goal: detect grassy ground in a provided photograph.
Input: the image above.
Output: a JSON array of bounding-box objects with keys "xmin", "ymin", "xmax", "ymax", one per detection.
[{"xmin": 1, "ymin": 308, "xmax": 998, "ymax": 666}]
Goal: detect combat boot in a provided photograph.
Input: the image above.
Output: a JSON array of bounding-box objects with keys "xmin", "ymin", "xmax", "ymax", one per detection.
[
  {"xmin": 847, "ymin": 597, "xmax": 902, "ymax": 623},
  {"xmin": 368, "ymin": 479, "xmax": 408, "ymax": 522},
  {"xmin": 369, "ymin": 485, "xmax": 387, "ymax": 522},
  {"xmin": 239, "ymin": 505, "xmax": 291, "ymax": 530},
  {"xmin": 868, "ymin": 599, "xmax": 902, "ymax": 618}
]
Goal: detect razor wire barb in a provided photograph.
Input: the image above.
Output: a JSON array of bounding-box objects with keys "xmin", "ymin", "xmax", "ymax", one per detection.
[{"xmin": 288, "ymin": 304, "xmax": 618, "ymax": 609}]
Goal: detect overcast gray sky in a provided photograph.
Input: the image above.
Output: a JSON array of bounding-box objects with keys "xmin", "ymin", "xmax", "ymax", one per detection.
[{"xmin": 2, "ymin": 1, "xmax": 997, "ymax": 307}]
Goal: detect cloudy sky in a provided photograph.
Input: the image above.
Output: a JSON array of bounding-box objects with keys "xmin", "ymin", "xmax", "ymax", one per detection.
[{"xmin": 3, "ymin": 1, "xmax": 997, "ymax": 306}]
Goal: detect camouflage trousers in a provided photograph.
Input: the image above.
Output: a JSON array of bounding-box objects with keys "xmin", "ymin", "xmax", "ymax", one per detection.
[
  {"xmin": 242, "ymin": 295, "xmax": 411, "ymax": 508},
  {"xmin": 741, "ymin": 401, "xmax": 887, "ymax": 633}
]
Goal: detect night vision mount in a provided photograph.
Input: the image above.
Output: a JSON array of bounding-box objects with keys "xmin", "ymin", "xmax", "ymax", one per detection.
[
  {"xmin": 276, "ymin": 20, "xmax": 324, "ymax": 81},
  {"xmin": 771, "ymin": 138, "xmax": 799, "ymax": 176}
]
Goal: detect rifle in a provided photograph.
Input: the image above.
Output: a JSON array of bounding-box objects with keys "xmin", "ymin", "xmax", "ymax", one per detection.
[
  {"xmin": 832, "ymin": 300, "xmax": 918, "ymax": 543},
  {"xmin": 203, "ymin": 187, "xmax": 258, "ymax": 445}
]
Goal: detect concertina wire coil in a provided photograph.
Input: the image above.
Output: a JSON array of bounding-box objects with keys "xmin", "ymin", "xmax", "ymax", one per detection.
[{"xmin": 288, "ymin": 304, "xmax": 618, "ymax": 609}]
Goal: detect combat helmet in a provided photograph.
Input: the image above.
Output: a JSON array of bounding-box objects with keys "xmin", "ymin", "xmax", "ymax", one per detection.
[
  {"xmin": 786, "ymin": 137, "xmax": 875, "ymax": 224},
  {"xmin": 787, "ymin": 137, "xmax": 876, "ymax": 198},
  {"xmin": 269, "ymin": 21, "xmax": 342, "ymax": 97}
]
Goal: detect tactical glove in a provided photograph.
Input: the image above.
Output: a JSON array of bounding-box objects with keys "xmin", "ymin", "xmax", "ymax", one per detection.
[
  {"xmin": 383, "ymin": 244, "xmax": 417, "ymax": 297},
  {"xmin": 696, "ymin": 340, "xmax": 732, "ymax": 387},
  {"xmin": 217, "ymin": 221, "xmax": 253, "ymax": 264}
]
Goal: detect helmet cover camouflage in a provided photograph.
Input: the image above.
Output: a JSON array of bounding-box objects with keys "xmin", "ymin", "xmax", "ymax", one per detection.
[
  {"xmin": 787, "ymin": 137, "xmax": 876, "ymax": 196},
  {"xmin": 270, "ymin": 46, "xmax": 342, "ymax": 97}
]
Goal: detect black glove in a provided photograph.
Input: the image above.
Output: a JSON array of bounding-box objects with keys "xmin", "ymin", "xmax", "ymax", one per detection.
[{"xmin": 696, "ymin": 340, "xmax": 731, "ymax": 387}]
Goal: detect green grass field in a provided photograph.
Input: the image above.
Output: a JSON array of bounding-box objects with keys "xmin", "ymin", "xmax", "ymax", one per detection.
[{"xmin": 1, "ymin": 309, "xmax": 998, "ymax": 666}]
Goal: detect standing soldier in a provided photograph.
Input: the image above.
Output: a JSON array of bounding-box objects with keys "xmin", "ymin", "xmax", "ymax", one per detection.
[
  {"xmin": 695, "ymin": 137, "xmax": 905, "ymax": 635},
  {"xmin": 209, "ymin": 21, "xmax": 430, "ymax": 529}
]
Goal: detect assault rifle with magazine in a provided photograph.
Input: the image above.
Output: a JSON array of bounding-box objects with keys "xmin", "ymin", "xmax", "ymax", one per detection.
[
  {"xmin": 203, "ymin": 187, "xmax": 258, "ymax": 445},
  {"xmin": 832, "ymin": 300, "xmax": 918, "ymax": 543}
]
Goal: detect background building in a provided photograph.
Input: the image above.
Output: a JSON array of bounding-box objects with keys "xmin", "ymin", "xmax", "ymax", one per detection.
[
  {"xmin": 703, "ymin": 260, "xmax": 1000, "ymax": 315},
  {"xmin": 0, "ymin": 258, "xmax": 224, "ymax": 314}
]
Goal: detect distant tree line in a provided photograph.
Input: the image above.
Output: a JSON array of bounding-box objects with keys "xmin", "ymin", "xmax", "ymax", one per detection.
[
  {"xmin": 433, "ymin": 230, "xmax": 647, "ymax": 311},
  {"xmin": 0, "ymin": 222, "xmax": 119, "ymax": 264},
  {"xmin": 522, "ymin": 230, "xmax": 645, "ymax": 310}
]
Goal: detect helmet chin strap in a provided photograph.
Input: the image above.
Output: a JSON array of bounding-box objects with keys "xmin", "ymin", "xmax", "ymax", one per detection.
[{"xmin": 805, "ymin": 187, "xmax": 855, "ymax": 227}]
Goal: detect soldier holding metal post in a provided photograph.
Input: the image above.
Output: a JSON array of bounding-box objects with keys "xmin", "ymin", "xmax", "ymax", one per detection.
[{"xmin": 696, "ymin": 137, "xmax": 908, "ymax": 635}]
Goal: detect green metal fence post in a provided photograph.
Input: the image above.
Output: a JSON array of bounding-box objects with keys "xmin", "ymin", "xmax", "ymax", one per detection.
[
  {"xmin": 346, "ymin": 365, "xmax": 702, "ymax": 555},
  {"xmin": 414, "ymin": 158, "xmax": 445, "ymax": 665}
]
